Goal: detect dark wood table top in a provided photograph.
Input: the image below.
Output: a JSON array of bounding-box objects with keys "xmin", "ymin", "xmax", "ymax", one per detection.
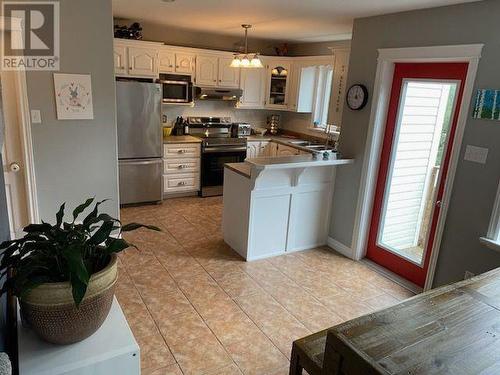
[{"xmin": 327, "ymin": 267, "xmax": 500, "ymax": 374}]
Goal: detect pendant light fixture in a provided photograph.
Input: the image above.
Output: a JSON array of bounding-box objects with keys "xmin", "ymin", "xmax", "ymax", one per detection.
[{"xmin": 230, "ymin": 25, "xmax": 263, "ymax": 69}]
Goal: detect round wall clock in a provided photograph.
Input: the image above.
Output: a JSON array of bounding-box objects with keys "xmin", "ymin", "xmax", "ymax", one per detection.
[{"xmin": 346, "ymin": 84, "xmax": 368, "ymax": 110}]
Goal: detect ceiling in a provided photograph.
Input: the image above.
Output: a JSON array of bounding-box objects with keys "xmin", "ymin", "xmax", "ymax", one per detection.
[{"xmin": 112, "ymin": 0, "xmax": 479, "ymax": 42}]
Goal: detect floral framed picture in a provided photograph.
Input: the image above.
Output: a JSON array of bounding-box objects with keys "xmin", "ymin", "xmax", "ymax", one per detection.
[{"xmin": 53, "ymin": 73, "xmax": 94, "ymax": 120}]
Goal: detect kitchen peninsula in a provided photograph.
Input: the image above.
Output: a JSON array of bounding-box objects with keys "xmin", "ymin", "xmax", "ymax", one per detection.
[{"xmin": 222, "ymin": 154, "xmax": 353, "ymax": 261}]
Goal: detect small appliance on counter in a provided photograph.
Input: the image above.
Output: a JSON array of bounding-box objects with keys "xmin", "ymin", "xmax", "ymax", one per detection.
[
  {"xmin": 231, "ymin": 122, "xmax": 251, "ymax": 138},
  {"xmin": 267, "ymin": 114, "xmax": 280, "ymax": 135},
  {"xmin": 186, "ymin": 117, "xmax": 246, "ymax": 197}
]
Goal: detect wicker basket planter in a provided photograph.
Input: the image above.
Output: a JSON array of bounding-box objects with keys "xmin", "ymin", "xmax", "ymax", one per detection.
[{"xmin": 19, "ymin": 254, "xmax": 118, "ymax": 345}]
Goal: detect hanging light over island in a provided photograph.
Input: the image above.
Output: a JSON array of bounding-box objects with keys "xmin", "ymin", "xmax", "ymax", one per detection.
[{"xmin": 230, "ymin": 25, "xmax": 263, "ymax": 69}]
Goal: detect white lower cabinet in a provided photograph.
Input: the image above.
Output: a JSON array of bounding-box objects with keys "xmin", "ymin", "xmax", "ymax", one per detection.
[
  {"xmin": 163, "ymin": 143, "xmax": 200, "ymax": 195},
  {"xmin": 246, "ymin": 141, "xmax": 273, "ymax": 158}
]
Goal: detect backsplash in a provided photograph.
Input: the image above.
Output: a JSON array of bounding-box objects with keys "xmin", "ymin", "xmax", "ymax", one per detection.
[
  {"xmin": 162, "ymin": 101, "xmax": 330, "ymax": 139},
  {"xmin": 162, "ymin": 101, "xmax": 277, "ymax": 128}
]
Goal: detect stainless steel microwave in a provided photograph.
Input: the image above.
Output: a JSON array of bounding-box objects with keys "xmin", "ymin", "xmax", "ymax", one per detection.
[{"xmin": 159, "ymin": 73, "xmax": 193, "ymax": 103}]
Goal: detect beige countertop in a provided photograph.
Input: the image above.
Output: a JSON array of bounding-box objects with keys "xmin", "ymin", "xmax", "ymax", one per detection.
[
  {"xmin": 225, "ymin": 162, "xmax": 252, "ymax": 178},
  {"xmin": 163, "ymin": 135, "xmax": 202, "ymax": 144}
]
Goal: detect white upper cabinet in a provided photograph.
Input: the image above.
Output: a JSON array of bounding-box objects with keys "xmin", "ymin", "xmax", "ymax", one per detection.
[
  {"xmin": 175, "ymin": 53, "xmax": 195, "ymax": 74},
  {"xmin": 128, "ymin": 46, "xmax": 158, "ymax": 77},
  {"xmin": 158, "ymin": 49, "xmax": 175, "ymax": 73},
  {"xmin": 113, "ymin": 45, "xmax": 128, "ymax": 76},
  {"xmin": 218, "ymin": 57, "xmax": 240, "ymax": 88},
  {"xmin": 196, "ymin": 54, "xmax": 218, "ymax": 86},
  {"xmin": 238, "ymin": 66, "xmax": 266, "ymax": 109},
  {"xmin": 265, "ymin": 61, "xmax": 292, "ymax": 110},
  {"xmin": 158, "ymin": 49, "xmax": 195, "ymax": 75}
]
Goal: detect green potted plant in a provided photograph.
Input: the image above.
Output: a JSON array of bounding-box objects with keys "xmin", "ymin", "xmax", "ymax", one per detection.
[{"xmin": 0, "ymin": 198, "xmax": 159, "ymax": 345}]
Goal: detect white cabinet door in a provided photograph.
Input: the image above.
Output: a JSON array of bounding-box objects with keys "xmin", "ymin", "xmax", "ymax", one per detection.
[
  {"xmin": 158, "ymin": 50, "xmax": 175, "ymax": 73},
  {"xmin": 218, "ymin": 57, "xmax": 239, "ymax": 88},
  {"xmin": 265, "ymin": 61, "xmax": 292, "ymax": 110},
  {"xmin": 128, "ymin": 47, "xmax": 157, "ymax": 77},
  {"xmin": 246, "ymin": 142, "xmax": 259, "ymax": 159},
  {"xmin": 175, "ymin": 53, "xmax": 195, "ymax": 74},
  {"xmin": 238, "ymin": 68, "xmax": 265, "ymax": 108},
  {"xmin": 196, "ymin": 55, "xmax": 218, "ymax": 86},
  {"xmin": 258, "ymin": 141, "xmax": 270, "ymax": 157},
  {"xmin": 114, "ymin": 45, "xmax": 128, "ymax": 76}
]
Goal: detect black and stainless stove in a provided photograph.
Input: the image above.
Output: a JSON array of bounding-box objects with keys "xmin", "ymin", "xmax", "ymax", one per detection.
[{"xmin": 187, "ymin": 117, "xmax": 247, "ymax": 197}]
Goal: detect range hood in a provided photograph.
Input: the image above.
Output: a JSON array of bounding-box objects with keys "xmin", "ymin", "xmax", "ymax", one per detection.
[{"xmin": 194, "ymin": 87, "xmax": 243, "ymax": 101}]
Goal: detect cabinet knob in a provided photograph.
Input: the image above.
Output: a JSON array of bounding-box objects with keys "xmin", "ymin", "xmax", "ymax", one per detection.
[
  {"xmin": 178, "ymin": 181, "xmax": 186, "ymax": 186},
  {"xmin": 176, "ymin": 65, "xmax": 179, "ymax": 68},
  {"xmin": 213, "ymin": 79, "xmax": 216, "ymax": 82},
  {"xmin": 177, "ymin": 149, "xmax": 186, "ymax": 154},
  {"xmin": 169, "ymin": 65, "xmax": 173, "ymax": 68}
]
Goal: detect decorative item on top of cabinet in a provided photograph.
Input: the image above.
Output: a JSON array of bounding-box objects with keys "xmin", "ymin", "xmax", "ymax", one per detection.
[{"xmin": 265, "ymin": 61, "xmax": 292, "ymax": 110}]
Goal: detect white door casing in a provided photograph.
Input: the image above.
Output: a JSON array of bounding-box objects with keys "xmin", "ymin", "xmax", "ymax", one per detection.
[
  {"xmin": 0, "ymin": 20, "xmax": 39, "ymax": 238},
  {"xmin": 349, "ymin": 44, "xmax": 483, "ymax": 290}
]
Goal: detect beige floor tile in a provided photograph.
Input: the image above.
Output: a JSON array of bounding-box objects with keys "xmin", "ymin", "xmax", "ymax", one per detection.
[
  {"xmin": 364, "ymin": 293, "xmax": 401, "ymax": 311},
  {"xmin": 136, "ymin": 332, "xmax": 176, "ymax": 372},
  {"xmin": 224, "ymin": 332, "xmax": 289, "ymax": 375},
  {"xmin": 157, "ymin": 306, "xmax": 212, "ymax": 345},
  {"xmin": 142, "ymin": 364, "xmax": 183, "ymax": 375},
  {"xmin": 169, "ymin": 331, "xmax": 233, "ymax": 375},
  {"xmin": 120, "ymin": 197, "xmax": 416, "ymax": 373}
]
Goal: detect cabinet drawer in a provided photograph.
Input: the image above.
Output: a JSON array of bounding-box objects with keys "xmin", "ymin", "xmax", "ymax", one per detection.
[
  {"xmin": 163, "ymin": 158, "xmax": 200, "ymax": 174},
  {"xmin": 164, "ymin": 143, "xmax": 200, "ymax": 159},
  {"xmin": 163, "ymin": 173, "xmax": 199, "ymax": 193}
]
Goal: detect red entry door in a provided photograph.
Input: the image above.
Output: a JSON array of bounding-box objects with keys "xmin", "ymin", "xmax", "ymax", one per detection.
[{"xmin": 366, "ymin": 62, "xmax": 468, "ymax": 287}]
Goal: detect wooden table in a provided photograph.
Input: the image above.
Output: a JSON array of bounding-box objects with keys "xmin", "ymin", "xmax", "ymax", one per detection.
[{"xmin": 323, "ymin": 267, "xmax": 500, "ymax": 374}]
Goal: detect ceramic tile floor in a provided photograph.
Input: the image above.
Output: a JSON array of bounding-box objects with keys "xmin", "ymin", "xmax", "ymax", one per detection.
[{"xmin": 116, "ymin": 196, "xmax": 415, "ymax": 375}]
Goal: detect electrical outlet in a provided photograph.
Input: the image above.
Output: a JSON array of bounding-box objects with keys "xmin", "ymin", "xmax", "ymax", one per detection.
[{"xmin": 464, "ymin": 270, "xmax": 475, "ymax": 280}]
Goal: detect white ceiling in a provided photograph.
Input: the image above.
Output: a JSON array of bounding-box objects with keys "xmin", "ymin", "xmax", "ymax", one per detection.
[{"xmin": 112, "ymin": 0, "xmax": 479, "ymax": 42}]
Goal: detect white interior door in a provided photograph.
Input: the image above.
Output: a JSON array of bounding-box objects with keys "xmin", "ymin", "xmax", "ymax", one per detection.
[{"xmin": 1, "ymin": 71, "xmax": 29, "ymax": 239}]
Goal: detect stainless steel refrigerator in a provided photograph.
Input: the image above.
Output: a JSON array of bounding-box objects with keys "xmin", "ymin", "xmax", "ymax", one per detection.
[{"xmin": 116, "ymin": 80, "xmax": 162, "ymax": 205}]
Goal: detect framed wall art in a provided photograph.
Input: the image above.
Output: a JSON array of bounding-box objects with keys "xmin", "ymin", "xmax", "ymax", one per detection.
[
  {"xmin": 472, "ymin": 89, "xmax": 500, "ymax": 121},
  {"xmin": 53, "ymin": 73, "xmax": 94, "ymax": 120}
]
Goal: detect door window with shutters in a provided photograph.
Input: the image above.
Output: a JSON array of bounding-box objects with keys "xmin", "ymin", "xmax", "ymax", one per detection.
[{"xmin": 377, "ymin": 80, "xmax": 458, "ymax": 264}]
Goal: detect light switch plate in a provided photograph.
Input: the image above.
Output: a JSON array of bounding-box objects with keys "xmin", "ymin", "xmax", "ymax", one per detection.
[
  {"xmin": 464, "ymin": 145, "xmax": 488, "ymax": 164},
  {"xmin": 30, "ymin": 109, "xmax": 41, "ymax": 124}
]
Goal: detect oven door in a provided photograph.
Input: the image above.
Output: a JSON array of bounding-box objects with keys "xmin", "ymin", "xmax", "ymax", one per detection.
[
  {"xmin": 162, "ymin": 80, "xmax": 191, "ymax": 103},
  {"xmin": 201, "ymin": 146, "xmax": 246, "ymax": 197}
]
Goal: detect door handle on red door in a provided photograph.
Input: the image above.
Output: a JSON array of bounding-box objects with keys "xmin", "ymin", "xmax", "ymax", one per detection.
[
  {"xmin": 9, "ymin": 162, "xmax": 20, "ymax": 172},
  {"xmin": 436, "ymin": 200, "xmax": 442, "ymax": 207}
]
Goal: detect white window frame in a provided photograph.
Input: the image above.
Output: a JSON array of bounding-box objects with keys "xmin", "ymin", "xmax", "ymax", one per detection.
[
  {"xmin": 311, "ymin": 65, "xmax": 333, "ymax": 129},
  {"xmin": 480, "ymin": 180, "xmax": 500, "ymax": 251}
]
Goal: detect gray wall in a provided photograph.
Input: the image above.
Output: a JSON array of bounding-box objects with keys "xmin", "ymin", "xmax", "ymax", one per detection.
[
  {"xmin": 28, "ymin": 0, "xmax": 119, "ymax": 221},
  {"xmin": 287, "ymin": 40, "xmax": 351, "ymax": 57},
  {"xmin": 330, "ymin": 0, "xmax": 500, "ymax": 286}
]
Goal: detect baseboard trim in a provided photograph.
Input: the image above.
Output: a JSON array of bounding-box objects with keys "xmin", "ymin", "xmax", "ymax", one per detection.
[
  {"xmin": 361, "ymin": 258, "xmax": 422, "ymax": 294},
  {"xmin": 327, "ymin": 237, "xmax": 355, "ymax": 259}
]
